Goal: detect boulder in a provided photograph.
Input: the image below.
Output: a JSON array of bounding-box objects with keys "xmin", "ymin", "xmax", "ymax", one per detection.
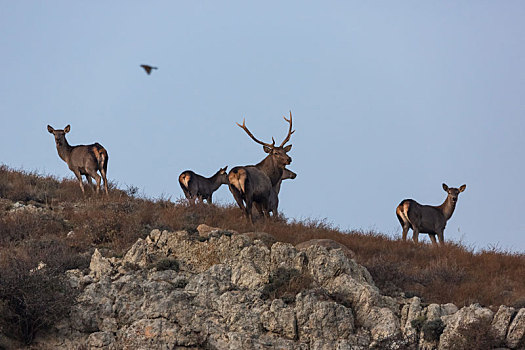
[
  {"xmin": 506, "ymin": 308, "xmax": 525, "ymax": 349},
  {"xmin": 438, "ymin": 304, "xmax": 494, "ymax": 350}
]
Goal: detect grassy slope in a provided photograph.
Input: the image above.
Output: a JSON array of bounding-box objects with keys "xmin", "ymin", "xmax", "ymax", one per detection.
[{"xmin": 1, "ymin": 164, "xmax": 524, "ymax": 309}]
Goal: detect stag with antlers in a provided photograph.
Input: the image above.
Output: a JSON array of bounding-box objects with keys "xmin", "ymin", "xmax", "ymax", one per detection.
[{"xmin": 228, "ymin": 112, "xmax": 295, "ymax": 223}]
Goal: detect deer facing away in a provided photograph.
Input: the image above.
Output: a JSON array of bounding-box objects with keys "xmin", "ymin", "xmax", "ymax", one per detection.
[
  {"xmin": 396, "ymin": 183, "xmax": 466, "ymax": 245},
  {"xmin": 229, "ymin": 112, "xmax": 294, "ymax": 223},
  {"xmin": 47, "ymin": 125, "xmax": 109, "ymax": 195},
  {"xmin": 179, "ymin": 166, "xmax": 229, "ymax": 204}
]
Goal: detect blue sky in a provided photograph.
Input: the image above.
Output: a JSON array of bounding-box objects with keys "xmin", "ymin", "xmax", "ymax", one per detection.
[{"xmin": 1, "ymin": 2, "xmax": 524, "ymax": 251}]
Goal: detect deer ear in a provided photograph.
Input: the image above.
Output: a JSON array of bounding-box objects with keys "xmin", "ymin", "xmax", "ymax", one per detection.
[
  {"xmin": 263, "ymin": 145, "xmax": 272, "ymax": 153},
  {"xmin": 47, "ymin": 125, "xmax": 54, "ymax": 133},
  {"xmin": 222, "ymin": 166, "xmax": 228, "ymax": 172},
  {"xmin": 442, "ymin": 183, "xmax": 449, "ymax": 192},
  {"xmin": 64, "ymin": 125, "xmax": 71, "ymax": 133},
  {"xmin": 283, "ymin": 144, "xmax": 292, "ymax": 152},
  {"xmin": 459, "ymin": 184, "xmax": 466, "ymax": 192}
]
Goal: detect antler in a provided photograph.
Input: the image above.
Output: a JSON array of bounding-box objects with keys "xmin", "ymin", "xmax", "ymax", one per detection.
[
  {"xmin": 279, "ymin": 111, "xmax": 295, "ymax": 147},
  {"xmin": 237, "ymin": 119, "xmax": 275, "ymax": 148}
]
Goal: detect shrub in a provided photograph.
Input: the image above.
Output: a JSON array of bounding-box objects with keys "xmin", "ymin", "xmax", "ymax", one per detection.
[
  {"xmin": 421, "ymin": 318, "xmax": 445, "ymax": 342},
  {"xmin": 0, "ymin": 256, "xmax": 79, "ymax": 344},
  {"xmin": 261, "ymin": 268, "xmax": 314, "ymax": 303},
  {"xmin": 154, "ymin": 258, "xmax": 180, "ymax": 271}
]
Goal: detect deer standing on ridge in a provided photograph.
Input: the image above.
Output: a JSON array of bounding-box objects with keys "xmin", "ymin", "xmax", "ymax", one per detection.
[
  {"xmin": 267, "ymin": 167, "xmax": 297, "ymax": 216},
  {"xmin": 396, "ymin": 183, "xmax": 466, "ymax": 245},
  {"xmin": 179, "ymin": 167, "xmax": 229, "ymax": 204},
  {"xmin": 229, "ymin": 112, "xmax": 294, "ymax": 223},
  {"xmin": 47, "ymin": 125, "xmax": 109, "ymax": 195}
]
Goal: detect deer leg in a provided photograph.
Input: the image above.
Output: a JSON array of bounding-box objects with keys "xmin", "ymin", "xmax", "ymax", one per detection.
[
  {"xmin": 207, "ymin": 195, "xmax": 213, "ymax": 204},
  {"xmin": 437, "ymin": 231, "xmax": 445, "ymax": 245},
  {"xmin": 254, "ymin": 202, "xmax": 264, "ymax": 217},
  {"xmin": 86, "ymin": 169, "xmax": 101, "ymax": 195},
  {"xmin": 85, "ymin": 175, "xmax": 95, "ymax": 192},
  {"xmin": 100, "ymin": 168, "xmax": 109, "ymax": 196},
  {"xmin": 260, "ymin": 199, "xmax": 270, "ymax": 220},
  {"xmin": 401, "ymin": 225, "xmax": 409, "ymax": 241},
  {"xmin": 229, "ymin": 185, "xmax": 246, "ymax": 211},
  {"xmin": 245, "ymin": 198, "xmax": 254, "ymax": 224},
  {"xmin": 429, "ymin": 234, "xmax": 438, "ymax": 245},
  {"xmin": 181, "ymin": 188, "xmax": 192, "ymax": 203},
  {"xmin": 73, "ymin": 170, "xmax": 85, "ymax": 195},
  {"xmin": 412, "ymin": 227, "xmax": 420, "ymax": 243}
]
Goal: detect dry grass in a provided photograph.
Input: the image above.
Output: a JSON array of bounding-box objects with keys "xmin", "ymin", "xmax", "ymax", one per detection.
[{"xmin": 1, "ymin": 164, "xmax": 525, "ymax": 312}]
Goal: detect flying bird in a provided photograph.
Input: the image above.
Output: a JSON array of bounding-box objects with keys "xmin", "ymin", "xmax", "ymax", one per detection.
[{"xmin": 140, "ymin": 64, "xmax": 158, "ymax": 75}]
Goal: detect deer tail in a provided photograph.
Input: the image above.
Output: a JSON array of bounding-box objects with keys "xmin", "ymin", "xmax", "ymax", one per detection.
[
  {"xmin": 92, "ymin": 143, "xmax": 108, "ymax": 172},
  {"xmin": 396, "ymin": 200, "xmax": 411, "ymax": 226},
  {"xmin": 179, "ymin": 172, "xmax": 191, "ymax": 190},
  {"xmin": 228, "ymin": 168, "xmax": 247, "ymax": 194}
]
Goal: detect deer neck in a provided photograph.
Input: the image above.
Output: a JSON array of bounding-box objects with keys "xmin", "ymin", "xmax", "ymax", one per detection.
[
  {"xmin": 209, "ymin": 172, "xmax": 225, "ymax": 191},
  {"xmin": 438, "ymin": 196, "xmax": 457, "ymax": 221},
  {"xmin": 56, "ymin": 138, "xmax": 73, "ymax": 163},
  {"xmin": 256, "ymin": 156, "xmax": 283, "ymax": 186}
]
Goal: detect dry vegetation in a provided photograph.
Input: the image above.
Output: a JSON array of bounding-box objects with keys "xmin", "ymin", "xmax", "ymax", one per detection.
[{"xmin": 1, "ymin": 165, "xmax": 525, "ymax": 343}]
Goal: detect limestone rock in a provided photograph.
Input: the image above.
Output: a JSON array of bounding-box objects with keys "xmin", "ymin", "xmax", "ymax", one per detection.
[
  {"xmin": 438, "ymin": 304, "xmax": 494, "ymax": 350},
  {"xmin": 89, "ymin": 249, "xmax": 115, "ymax": 279},
  {"xmin": 507, "ymin": 308, "xmax": 525, "ymax": 349},
  {"xmin": 491, "ymin": 305, "xmax": 515, "ymax": 346},
  {"xmin": 244, "ymin": 231, "xmax": 277, "ymax": 248},
  {"xmin": 296, "ymin": 238, "xmax": 356, "ymax": 260},
  {"xmin": 32, "ymin": 226, "xmax": 521, "ymax": 350}
]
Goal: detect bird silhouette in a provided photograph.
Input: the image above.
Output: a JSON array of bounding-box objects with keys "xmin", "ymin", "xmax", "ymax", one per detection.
[{"xmin": 140, "ymin": 64, "xmax": 158, "ymax": 75}]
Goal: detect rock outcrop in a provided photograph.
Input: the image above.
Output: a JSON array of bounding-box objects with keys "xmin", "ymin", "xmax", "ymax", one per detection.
[{"xmin": 23, "ymin": 227, "xmax": 525, "ymax": 349}]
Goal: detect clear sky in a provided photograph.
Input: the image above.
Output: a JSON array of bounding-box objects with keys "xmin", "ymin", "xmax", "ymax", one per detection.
[{"xmin": 1, "ymin": 2, "xmax": 524, "ymax": 251}]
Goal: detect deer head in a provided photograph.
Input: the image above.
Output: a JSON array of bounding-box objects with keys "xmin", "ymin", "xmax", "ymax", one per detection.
[
  {"xmin": 47, "ymin": 125, "xmax": 71, "ymax": 147},
  {"xmin": 442, "ymin": 183, "xmax": 466, "ymax": 204},
  {"xmin": 237, "ymin": 111, "xmax": 294, "ymax": 168}
]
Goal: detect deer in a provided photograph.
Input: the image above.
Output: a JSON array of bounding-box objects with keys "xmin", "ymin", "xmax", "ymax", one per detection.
[
  {"xmin": 228, "ymin": 112, "xmax": 294, "ymax": 223},
  {"xmin": 267, "ymin": 167, "xmax": 297, "ymax": 216},
  {"xmin": 396, "ymin": 183, "xmax": 466, "ymax": 245},
  {"xmin": 178, "ymin": 166, "xmax": 229, "ymax": 204},
  {"xmin": 47, "ymin": 125, "xmax": 109, "ymax": 196}
]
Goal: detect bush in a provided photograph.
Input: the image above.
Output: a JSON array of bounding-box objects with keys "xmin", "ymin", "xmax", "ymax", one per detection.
[
  {"xmin": 421, "ymin": 318, "xmax": 445, "ymax": 342},
  {"xmin": 154, "ymin": 258, "xmax": 180, "ymax": 271},
  {"xmin": 0, "ymin": 257, "xmax": 78, "ymax": 344},
  {"xmin": 261, "ymin": 268, "xmax": 314, "ymax": 303}
]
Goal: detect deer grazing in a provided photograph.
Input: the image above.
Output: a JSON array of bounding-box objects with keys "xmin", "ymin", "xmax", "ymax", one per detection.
[
  {"xmin": 396, "ymin": 183, "xmax": 466, "ymax": 245},
  {"xmin": 179, "ymin": 166, "xmax": 229, "ymax": 204},
  {"xmin": 229, "ymin": 112, "xmax": 294, "ymax": 223},
  {"xmin": 47, "ymin": 125, "xmax": 109, "ymax": 195}
]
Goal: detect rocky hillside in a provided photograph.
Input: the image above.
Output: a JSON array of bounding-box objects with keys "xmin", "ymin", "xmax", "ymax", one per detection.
[
  {"xmin": 14, "ymin": 225, "xmax": 523, "ymax": 350},
  {"xmin": 1, "ymin": 166, "xmax": 525, "ymax": 349}
]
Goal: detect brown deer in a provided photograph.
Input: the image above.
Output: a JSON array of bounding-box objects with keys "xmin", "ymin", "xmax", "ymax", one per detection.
[
  {"xmin": 47, "ymin": 125, "xmax": 109, "ymax": 196},
  {"xmin": 253, "ymin": 167, "xmax": 297, "ymax": 217},
  {"xmin": 179, "ymin": 166, "xmax": 229, "ymax": 204},
  {"xmin": 229, "ymin": 112, "xmax": 294, "ymax": 223},
  {"xmin": 396, "ymin": 183, "xmax": 466, "ymax": 245},
  {"xmin": 267, "ymin": 167, "xmax": 297, "ymax": 216}
]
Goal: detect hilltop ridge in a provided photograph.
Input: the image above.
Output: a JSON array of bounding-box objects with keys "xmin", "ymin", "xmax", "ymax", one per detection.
[{"xmin": 0, "ymin": 165, "xmax": 525, "ymax": 348}]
